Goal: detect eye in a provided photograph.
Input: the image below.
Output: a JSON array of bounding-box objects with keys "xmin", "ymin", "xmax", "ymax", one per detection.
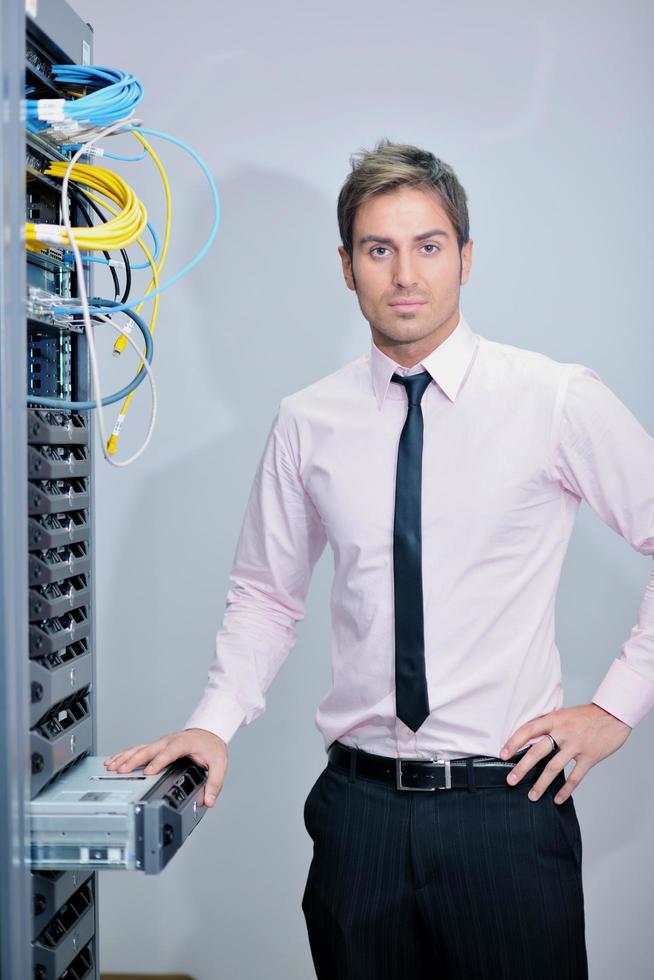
[
  {"xmin": 422, "ymin": 243, "xmax": 440, "ymax": 253},
  {"xmin": 370, "ymin": 246, "xmax": 389, "ymax": 256}
]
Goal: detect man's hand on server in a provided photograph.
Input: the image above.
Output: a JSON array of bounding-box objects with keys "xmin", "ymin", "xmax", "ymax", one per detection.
[{"xmin": 103, "ymin": 728, "xmax": 228, "ymax": 807}]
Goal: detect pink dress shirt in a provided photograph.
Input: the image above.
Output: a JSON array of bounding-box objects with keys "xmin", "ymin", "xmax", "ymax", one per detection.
[{"xmin": 183, "ymin": 311, "xmax": 654, "ymax": 759}]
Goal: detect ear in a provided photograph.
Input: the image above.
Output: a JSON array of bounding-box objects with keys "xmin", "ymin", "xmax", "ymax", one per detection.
[
  {"xmin": 338, "ymin": 245, "xmax": 356, "ymax": 291},
  {"xmin": 460, "ymin": 239, "xmax": 474, "ymax": 285}
]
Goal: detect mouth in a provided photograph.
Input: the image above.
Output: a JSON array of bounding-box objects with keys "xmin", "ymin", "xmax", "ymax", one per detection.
[{"xmin": 389, "ymin": 300, "xmax": 427, "ymax": 312}]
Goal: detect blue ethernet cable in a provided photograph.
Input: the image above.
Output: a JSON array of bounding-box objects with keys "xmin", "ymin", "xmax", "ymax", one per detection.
[
  {"xmin": 103, "ymin": 148, "xmax": 148, "ymax": 161},
  {"xmin": 27, "ymin": 299, "xmax": 153, "ymax": 410},
  {"xmin": 64, "ymin": 221, "xmax": 160, "ymax": 271},
  {"xmin": 25, "ymin": 66, "xmax": 144, "ymax": 132},
  {"xmin": 61, "ymin": 143, "xmax": 149, "ymax": 162},
  {"xmin": 131, "ymin": 221, "xmax": 160, "ymax": 268},
  {"xmin": 53, "ymin": 126, "xmax": 220, "ymax": 317}
]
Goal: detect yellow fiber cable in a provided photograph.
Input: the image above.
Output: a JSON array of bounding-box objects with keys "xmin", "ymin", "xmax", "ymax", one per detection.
[
  {"xmin": 79, "ymin": 188, "xmax": 160, "ymax": 453},
  {"xmin": 112, "ymin": 130, "xmax": 172, "ymax": 355},
  {"xmin": 80, "ymin": 187, "xmax": 160, "ymax": 319},
  {"xmin": 107, "ymin": 129, "xmax": 172, "ymax": 454},
  {"xmin": 25, "ymin": 161, "xmax": 147, "ymax": 251},
  {"xmin": 25, "ymin": 128, "xmax": 172, "ymax": 455}
]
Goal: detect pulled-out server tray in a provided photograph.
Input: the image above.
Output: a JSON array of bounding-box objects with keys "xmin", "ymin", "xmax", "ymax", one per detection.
[{"xmin": 30, "ymin": 755, "xmax": 208, "ymax": 874}]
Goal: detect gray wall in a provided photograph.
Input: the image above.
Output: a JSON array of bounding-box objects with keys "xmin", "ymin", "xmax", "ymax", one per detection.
[{"xmin": 65, "ymin": 1, "xmax": 654, "ymax": 977}]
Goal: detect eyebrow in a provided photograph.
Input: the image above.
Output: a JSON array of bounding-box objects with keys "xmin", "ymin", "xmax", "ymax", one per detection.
[{"xmin": 358, "ymin": 228, "xmax": 450, "ymax": 246}]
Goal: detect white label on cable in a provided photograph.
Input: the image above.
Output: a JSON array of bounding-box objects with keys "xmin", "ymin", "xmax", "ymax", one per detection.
[
  {"xmin": 49, "ymin": 120, "xmax": 81, "ymax": 136},
  {"xmin": 33, "ymin": 224, "xmax": 64, "ymax": 244},
  {"xmin": 25, "ymin": 0, "xmax": 37, "ymax": 17},
  {"xmin": 37, "ymin": 99, "xmax": 66, "ymax": 122}
]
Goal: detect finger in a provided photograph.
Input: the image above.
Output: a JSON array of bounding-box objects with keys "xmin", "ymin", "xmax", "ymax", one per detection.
[
  {"xmin": 142, "ymin": 746, "xmax": 184, "ymax": 776},
  {"xmin": 506, "ymin": 735, "xmax": 555, "ymax": 787},
  {"xmin": 112, "ymin": 750, "xmax": 151, "ymax": 771},
  {"xmin": 142, "ymin": 732, "xmax": 213, "ymax": 776},
  {"xmin": 115, "ymin": 741, "xmax": 167, "ymax": 772},
  {"xmin": 105, "ymin": 746, "xmax": 145, "ymax": 766},
  {"xmin": 552, "ymin": 759, "xmax": 588, "ymax": 804},
  {"xmin": 526, "ymin": 760, "xmax": 564, "ymax": 800},
  {"xmin": 105, "ymin": 745, "xmax": 150, "ymax": 769},
  {"xmin": 527, "ymin": 751, "xmax": 579, "ymax": 801},
  {"xmin": 202, "ymin": 767, "xmax": 224, "ymax": 808},
  {"xmin": 501, "ymin": 715, "xmax": 552, "ymax": 759}
]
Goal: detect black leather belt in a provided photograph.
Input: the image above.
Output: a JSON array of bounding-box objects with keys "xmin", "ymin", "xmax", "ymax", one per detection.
[{"xmin": 327, "ymin": 740, "xmax": 556, "ymax": 791}]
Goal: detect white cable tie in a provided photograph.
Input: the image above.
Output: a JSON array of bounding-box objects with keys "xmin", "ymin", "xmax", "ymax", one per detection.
[
  {"xmin": 37, "ymin": 99, "xmax": 66, "ymax": 122},
  {"xmin": 32, "ymin": 224, "xmax": 65, "ymax": 244},
  {"xmin": 78, "ymin": 146, "xmax": 104, "ymax": 162},
  {"xmin": 49, "ymin": 120, "xmax": 82, "ymax": 137},
  {"xmin": 76, "ymin": 146, "xmax": 105, "ymax": 162}
]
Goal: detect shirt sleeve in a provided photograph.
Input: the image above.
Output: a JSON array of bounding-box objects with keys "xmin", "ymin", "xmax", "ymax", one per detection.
[
  {"xmin": 182, "ymin": 400, "xmax": 328, "ymax": 744},
  {"xmin": 549, "ymin": 363, "xmax": 654, "ymax": 728}
]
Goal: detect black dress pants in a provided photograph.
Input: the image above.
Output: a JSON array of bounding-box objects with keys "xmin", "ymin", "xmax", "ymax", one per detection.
[{"xmin": 301, "ymin": 745, "xmax": 588, "ymax": 979}]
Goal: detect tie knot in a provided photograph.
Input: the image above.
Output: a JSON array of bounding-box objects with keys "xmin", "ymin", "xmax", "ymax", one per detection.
[{"xmin": 391, "ymin": 370, "xmax": 432, "ymax": 406}]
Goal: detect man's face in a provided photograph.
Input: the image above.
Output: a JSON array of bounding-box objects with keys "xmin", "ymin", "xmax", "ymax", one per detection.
[{"xmin": 338, "ymin": 185, "xmax": 473, "ymax": 365}]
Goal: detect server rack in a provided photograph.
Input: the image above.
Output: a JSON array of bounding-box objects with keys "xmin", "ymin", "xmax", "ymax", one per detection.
[
  {"xmin": 1, "ymin": 3, "xmax": 209, "ymax": 977},
  {"xmin": 0, "ymin": 0, "xmax": 32, "ymax": 974},
  {"xmin": 24, "ymin": 6, "xmax": 98, "ymax": 978}
]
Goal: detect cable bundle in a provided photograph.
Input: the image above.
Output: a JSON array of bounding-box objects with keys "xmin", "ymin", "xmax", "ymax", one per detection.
[
  {"xmin": 26, "ymin": 161, "xmax": 147, "ymax": 251},
  {"xmin": 26, "ymin": 65, "xmax": 143, "ymax": 137},
  {"xmin": 25, "ymin": 64, "xmax": 220, "ymax": 466}
]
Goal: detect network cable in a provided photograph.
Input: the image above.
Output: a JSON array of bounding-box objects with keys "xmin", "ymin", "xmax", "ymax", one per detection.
[
  {"xmin": 26, "ymin": 70, "xmax": 219, "ymax": 464},
  {"xmin": 104, "ymin": 128, "xmax": 171, "ymax": 455},
  {"xmin": 110, "ymin": 128, "xmax": 171, "ymax": 355},
  {"xmin": 25, "ymin": 65, "xmax": 143, "ymax": 135},
  {"xmin": 64, "ymin": 217, "xmax": 160, "ymax": 272},
  {"xmin": 27, "ymin": 134, "xmax": 164, "ymax": 456},
  {"xmin": 67, "ymin": 184, "xmax": 131, "ymax": 303},
  {"xmin": 68, "ymin": 185, "xmax": 161, "ymax": 453},
  {"xmin": 52, "ymin": 125, "xmax": 219, "ymax": 318},
  {"xmin": 57, "ymin": 120, "xmax": 157, "ymax": 466},
  {"xmin": 61, "ymin": 186, "xmax": 159, "ymax": 328},
  {"xmin": 51, "ymin": 186, "xmax": 122, "ymax": 302},
  {"xmin": 26, "ymin": 160, "xmax": 147, "ymax": 252},
  {"xmin": 27, "ymin": 299, "xmax": 153, "ymax": 409},
  {"xmin": 51, "ymin": 124, "xmax": 173, "ymax": 455}
]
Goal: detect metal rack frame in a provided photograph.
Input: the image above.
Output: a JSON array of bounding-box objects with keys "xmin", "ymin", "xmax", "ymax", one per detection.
[
  {"xmin": 1, "ymin": 2, "xmax": 98, "ymax": 976},
  {"xmin": 1, "ymin": 0, "xmax": 31, "ymax": 973}
]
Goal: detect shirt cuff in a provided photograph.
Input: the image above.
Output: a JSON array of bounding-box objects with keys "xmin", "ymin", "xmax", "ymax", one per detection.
[
  {"xmin": 591, "ymin": 657, "xmax": 654, "ymax": 728},
  {"xmin": 182, "ymin": 690, "xmax": 248, "ymax": 745}
]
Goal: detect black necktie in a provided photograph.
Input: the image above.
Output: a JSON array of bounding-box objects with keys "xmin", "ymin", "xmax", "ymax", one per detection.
[{"xmin": 390, "ymin": 370, "xmax": 432, "ymax": 732}]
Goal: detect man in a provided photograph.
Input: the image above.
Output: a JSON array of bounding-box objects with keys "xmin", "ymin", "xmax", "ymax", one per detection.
[{"xmin": 105, "ymin": 140, "xmax": 654, "ymax": 978}]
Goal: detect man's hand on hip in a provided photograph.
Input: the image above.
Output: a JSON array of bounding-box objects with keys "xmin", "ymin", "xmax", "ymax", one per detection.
[
  {"xmin": 103, "ymin": 728, "xmax": 228, "ymax": 808},
  {"xmin": 499, "ymin": 703, "xmax": 632, "ymax": 804}
]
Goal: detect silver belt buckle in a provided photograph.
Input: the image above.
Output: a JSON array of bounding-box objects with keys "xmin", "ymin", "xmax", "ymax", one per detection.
[{"xmin": 395, "ymin": 757, "xmax": 452, "ymax": 791}]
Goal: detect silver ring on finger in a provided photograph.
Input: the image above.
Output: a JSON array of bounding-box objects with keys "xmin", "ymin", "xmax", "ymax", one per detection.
[{"xmin": 545, "ymin": 733, "xmax": 558, "ymax": 752}]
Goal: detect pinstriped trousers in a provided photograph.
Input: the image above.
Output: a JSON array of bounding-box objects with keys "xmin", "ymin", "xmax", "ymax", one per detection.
[{"xmin": 301, "ymin": 747, "xmax": 588, "ymax": 979}]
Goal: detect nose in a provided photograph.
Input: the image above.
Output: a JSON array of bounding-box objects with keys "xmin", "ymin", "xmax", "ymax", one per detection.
[{"xmin": 392, "ymin": 249, "xmax": 419, "ymax": 290}]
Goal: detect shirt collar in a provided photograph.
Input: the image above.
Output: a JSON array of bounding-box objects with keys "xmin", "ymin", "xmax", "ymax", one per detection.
[{"xmin": 369, "ymin": 310, "xmax": 478, "ymax": 410}]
